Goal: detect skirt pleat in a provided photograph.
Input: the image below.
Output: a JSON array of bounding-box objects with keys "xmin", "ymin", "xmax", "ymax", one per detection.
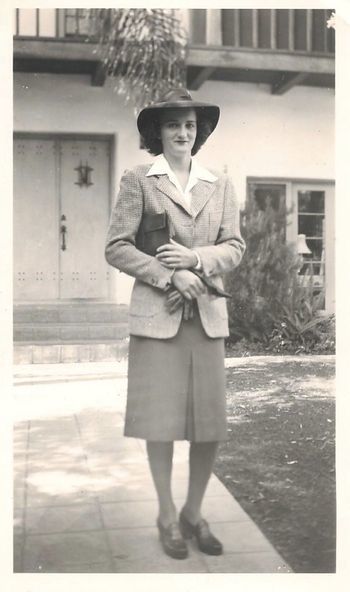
[{"xmin": 124, "ymin": 306, "xmax": 227, "ymax": 442}]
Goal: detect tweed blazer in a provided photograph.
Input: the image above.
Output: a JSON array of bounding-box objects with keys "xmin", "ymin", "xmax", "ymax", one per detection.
[{"xmin": 105, "ymin": 163, "xmax": 246, "ymax": 338}]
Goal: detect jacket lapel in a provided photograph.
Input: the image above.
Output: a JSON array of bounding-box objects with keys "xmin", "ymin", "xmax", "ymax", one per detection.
[
  {"xmin": 190, "ymin": 180, "xmax": 216, "ymax": 218},
  {"xmin": 155, "ymin": 176, "xmax": 192, "ymax": 216},
  {"xmin": 155, "ymin": 176, "xmax": 216, "ymax": 218}
]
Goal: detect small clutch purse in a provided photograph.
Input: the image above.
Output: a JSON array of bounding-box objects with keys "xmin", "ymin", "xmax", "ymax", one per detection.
[
  {"xmin": 136, "ymin": 211, "xmax": 170, "ymax": 256},
  {"xmin": 136, "ymin": 211, "xmax": 232, "ymax": 299}
]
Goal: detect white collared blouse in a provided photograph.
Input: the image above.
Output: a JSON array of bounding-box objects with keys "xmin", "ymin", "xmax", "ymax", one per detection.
[{"xmin": 146, "ymin": 154, "xmax": 218, "ymax": 211}]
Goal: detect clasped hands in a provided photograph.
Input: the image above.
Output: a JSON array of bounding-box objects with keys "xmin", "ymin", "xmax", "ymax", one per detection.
[{"xmin": 155, "ymin": 239, "xmax": 206, "ymax": 316}]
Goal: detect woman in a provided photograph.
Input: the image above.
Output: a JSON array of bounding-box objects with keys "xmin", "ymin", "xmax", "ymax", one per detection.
[{"xmin": 105, "ymin": 88, "xmax": 245, "ymax": 560}]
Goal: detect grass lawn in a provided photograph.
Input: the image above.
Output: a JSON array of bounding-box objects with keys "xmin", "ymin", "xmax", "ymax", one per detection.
[{"xmin": 215, "ymin": 356, "xmax": 335, "ymax": 573}]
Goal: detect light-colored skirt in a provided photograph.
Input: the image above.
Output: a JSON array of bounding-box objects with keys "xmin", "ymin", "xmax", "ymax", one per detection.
[{"xmin": 124, "ymin": 306, "xmax": 227, "ymax": 442}]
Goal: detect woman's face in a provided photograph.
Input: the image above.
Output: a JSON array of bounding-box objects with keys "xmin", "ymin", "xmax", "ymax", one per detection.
[{"xmin": 159, "ymin": 108, "xmax": 197, "ymax": 159}]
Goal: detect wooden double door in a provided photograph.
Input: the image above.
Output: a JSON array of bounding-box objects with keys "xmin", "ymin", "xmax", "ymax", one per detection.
[{"xmin": 13, "ymin": 135, "xmax": 111, "ymax": 301}]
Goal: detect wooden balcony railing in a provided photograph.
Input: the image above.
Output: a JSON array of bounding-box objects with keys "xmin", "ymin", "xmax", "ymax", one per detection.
[
  {"xmin": 188, "ymin": 9, "xmax": 335, "ymax": 54},
  {"xmin": 14, "ymin": 8, "xmax": 335, "ymax": 55},
  {"xmin": 13, "ymin": 8, "xmax": 96, "ymax": 40},
  {"xmin": 13, "ymin": 8, "xmax": 335, "ymax": 92}
]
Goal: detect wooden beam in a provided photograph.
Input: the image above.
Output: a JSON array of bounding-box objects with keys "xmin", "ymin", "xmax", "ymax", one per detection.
[
  {"xmin": 270, "ymin": 9, "xmax": 276, "ymax": 50},
  {"xmin": 233, "ymin": 9, "xmax": 240, "ymax": 47},
  {"xmin": 14, "ymin": 39, "xmax": 100, "ymax": 62},
  {"xmin": 306, "ymin": 9, "xmax": 312, "ymax": 52},
  {"xmin": 323, "ymin": 9, "xmax": 328, "ymax": 52},
  {"xmin": 252, "ymin": 9, "xmax": 258, "ymax": 49},
  {"xmin": 206, "ymin": 9, "xmax": 222, "ymax": 45},
  {"xmin": 187, "ymin": 46, "xmax": 335, "ymax": 75},
  {"xmin": 288, "ymin": 9, "xmax": 295, "ymax": 51},
  {"xmin": 91, "ymin": 62, "xmax": 106, "ymax": 86},
  {"xmin": 55, "ymin": 8, "xmax": 59, "ymax": 37},
  {"xmin": 36, "ymin": 8, "xmax": 40, "ymax": 37},
  {"xmin": 13, "ymin": 39, "xmax": 335, "ymax": 79},
  {"xmin": 187, "ymin": 66, "xmax": 216, "ymax": 90},
  {"xmin": 272, "ymin": 71, "xmax": 309, "ymax": 95}
]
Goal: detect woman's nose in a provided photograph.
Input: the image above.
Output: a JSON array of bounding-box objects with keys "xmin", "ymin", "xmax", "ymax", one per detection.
[{"xmin": 177, "ymin": 125, "xmax": 187, "ymax": 138}]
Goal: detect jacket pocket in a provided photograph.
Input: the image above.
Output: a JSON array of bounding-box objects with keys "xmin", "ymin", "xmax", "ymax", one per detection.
[
  {"xmin": 209, "ymin": 293, "xmax": 228, "ymax": 320},
  {"xmin": 129, "ymin": 284, "xmax": 165, "ymax": 317},
  {"xmin": 208, "ymin": 210, "xmax": 223, "ymax": 242}
]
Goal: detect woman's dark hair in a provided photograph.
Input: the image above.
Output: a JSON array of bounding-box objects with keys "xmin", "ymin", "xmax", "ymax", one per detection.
[{"xmin": 140, "ymin": 111, "xmax": 213, "ymax": 156}]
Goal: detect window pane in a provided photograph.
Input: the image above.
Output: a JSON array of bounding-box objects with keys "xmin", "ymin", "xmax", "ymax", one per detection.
[
  {"xmin": 65, "ymin": 10, "xmax": 78, "ymax": 35},
  {"xmin": 299, "ymin": 261, "xmax": 324, "ymax": 276},
  {"xmin": 312, "ymin": 9, "xmax": 327, "ymax": 52},
  {"xmin": 18, "ymin": 9, "xmax": 37, "ymax": 36},
  {"xmin": 305, "ymin": 238, "xmax": 324, "ymax": 260},
  {"xmin": 65, "ymin": 8, "xmax": 90, "ymax": 36},
  {"xmin": 76, "ymin": 9, "xmax": 90, "ymax": 35},
  {"xmin": 258, "ymin": 10, "xmax": 271, "ymax": 49},
  {"xmin": 294, "ymin": 9, "xmax": 307, "ymax": 50},
  {"xmin": 39, "ymin": 9, "xmax": 56, "ymax": 37},
  {"xmin": 190, "ymin": 9, "xmax": 207, "ymax": 43},
  {"xmin": 326, "ymin": 9, "xmax": 335, "ymax": 52},
  {"xmin": 239, "ymin": 10, "xmax": 253, "ymax": 46},
  {"xmin": 221, "ymin": 10, "xmax": 236, "ymax": 46},
  {"xmin": 298, "ymin": 214, "xmax": 324, "ymax": 237},
  {"xmin": 276, "ymin": 10, "xmax": 289, "ymax": 49},
  {"xmin": 298, "ymin": 190, "xmax": 325, "ymax": 213},
  {"xmin": 251, "ymin": 184, "xmax": 286, "ymax": 211}
]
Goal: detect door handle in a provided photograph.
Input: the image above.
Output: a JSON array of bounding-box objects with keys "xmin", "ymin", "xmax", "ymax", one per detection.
[{"xmin": 60, "ymin": 215, "xmax": 67, "ymax": 251}]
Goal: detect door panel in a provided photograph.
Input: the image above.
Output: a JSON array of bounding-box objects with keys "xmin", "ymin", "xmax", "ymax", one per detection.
[
  {"xmin": 59, "ymin": 139, "xmax": 110, "ymax": 299},
  {"xmin": 13, "ymin": 139, "xmax": 59, "ymax": 300}
]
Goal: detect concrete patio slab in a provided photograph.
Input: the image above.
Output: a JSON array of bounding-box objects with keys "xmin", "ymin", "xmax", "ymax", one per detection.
[
  {"xmin": 22, "ymin": 531, "xmax": 112, "ymax": 573},
  {"xmin": 202, "ymin": 550, "xmax": 290, "ymax": 573},
  {"xmin": 24, "ymin": 503, "xmax": 104, "ymax": 535},
  {"xmin": 106, "ymin": 527, "xmax": 209, "ymax": 573},
  {"xmin": 13, "ymin": 361, "xmax": 292, "ymax": 573}
]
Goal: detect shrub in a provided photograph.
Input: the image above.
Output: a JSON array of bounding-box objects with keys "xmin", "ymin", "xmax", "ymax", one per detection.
[{"xmin": 225, "ymin": 199, "xmax": 335, "ymax": 354}]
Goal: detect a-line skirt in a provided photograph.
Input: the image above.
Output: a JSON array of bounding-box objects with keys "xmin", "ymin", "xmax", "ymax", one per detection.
[{"xmin": 124, "ymin": 306, "xmax": 227, "ymax": 442}]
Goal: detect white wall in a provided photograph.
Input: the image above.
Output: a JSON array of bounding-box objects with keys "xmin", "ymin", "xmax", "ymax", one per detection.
[
  {"xmin": 14, "ymin": 72, "xmax": 149, "ymax": 303},
  {"xmin": 14, "ymin": 72, "xmax": 151, "ymax": 180},
  {"xmin": 192, "ymin": 81, "xmax": 335, "ymax": 202},
  {"xmin": 14, "ymin": 73, "xmax": 335, "ymax": 303}
]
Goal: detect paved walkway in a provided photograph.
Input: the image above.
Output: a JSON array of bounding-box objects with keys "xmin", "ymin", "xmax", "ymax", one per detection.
[{"xmin": 13, "ymin": 360, "xmax": 293, "ymax": 573}]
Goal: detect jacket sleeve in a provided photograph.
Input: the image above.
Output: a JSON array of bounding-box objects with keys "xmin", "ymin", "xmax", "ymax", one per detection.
[
  {"xmin": 105, "ymin": 169, "xmax": 174, "ymax": 290},
  {"xmin": 194, "ymin": 176, "xmax": 246, "ymax": 277}
]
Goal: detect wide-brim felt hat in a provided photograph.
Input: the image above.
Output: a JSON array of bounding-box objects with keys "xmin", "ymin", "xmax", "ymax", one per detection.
[{"xmin": 137, "ymin": 88, "xmax": 220, "ymax": 137}]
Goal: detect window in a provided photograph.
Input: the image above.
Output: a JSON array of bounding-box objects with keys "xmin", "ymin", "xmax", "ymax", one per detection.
[
  {"xmin": 64, "ymin": 9, "xmax": 92, "ymax": 37},
  {"xmin": 248, "ymin": 182, "xmax": 286, "ymax": 212},
  {"xmin": 248, "ymin": 178, "xmax": 335, "ymax": 313},
  {"xmin": 297, "ymin": 189, "xmax": 325, "ymax": 280}
]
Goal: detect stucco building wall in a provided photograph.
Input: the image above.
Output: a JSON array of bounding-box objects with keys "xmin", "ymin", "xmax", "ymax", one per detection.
[{"xmin": 14, "ymin": 73, "xmax": 334, "ymax": 303}]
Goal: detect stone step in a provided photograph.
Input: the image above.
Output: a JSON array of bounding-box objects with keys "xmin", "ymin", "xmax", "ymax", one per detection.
[
  {"xmin": 13, "ymin": 302, "xmax": 129, "ymax": 324},
  {"xmin": 14, "ymin": 341, "xmax": 129, "ymax": 365},
  {"xmin": 13, "ymin": 302, "xmax": 131, "ymax": 362},
  {"xmin": 13, "ymin": 322, "xmax": 129, "ymax": 342}
]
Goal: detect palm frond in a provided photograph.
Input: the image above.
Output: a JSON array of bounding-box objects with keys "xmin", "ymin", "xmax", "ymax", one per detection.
[{"xmin": 89, "ymin": 9, "xmax": 188, "ymax": 111}]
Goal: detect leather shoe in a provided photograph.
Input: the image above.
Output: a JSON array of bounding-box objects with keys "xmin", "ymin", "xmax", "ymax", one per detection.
[
  {"xmin": 157, "ymin": 518, "xmax": 188, "ymax": 559},
  {"xmin": 179, "ymin": 510, "xmax": 223, "ymax": 555}
]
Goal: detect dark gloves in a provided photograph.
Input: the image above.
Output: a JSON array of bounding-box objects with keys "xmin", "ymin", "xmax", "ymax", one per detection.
[
  {"xmin": 165, "ymin": 288, "xmax": 194, "ymax": 319},
  {"xmin": 165, "ymin": 272, "xmax": 231, "ymax": 319},
  {"xmin": 191, "ymin": 270, "xmax": 232, "ymax": 299}
]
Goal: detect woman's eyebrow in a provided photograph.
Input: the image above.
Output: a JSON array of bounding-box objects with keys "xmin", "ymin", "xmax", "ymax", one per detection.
[{"xmin": 163, "ymin": 118, "xmax": 196, "ymax": 123}]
